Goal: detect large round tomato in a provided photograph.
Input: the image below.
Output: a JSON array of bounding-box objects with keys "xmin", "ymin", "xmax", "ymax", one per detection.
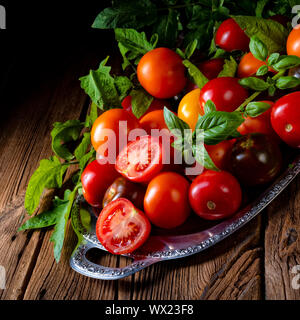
[
  {"xmin": 271, "ymin": 92, "xmax": 300, "ymax": 148},
  {"xmin": 91, "ymin": 108, "xmax": 140, "ymax": 157},
  {"xmin": 215, "ymin": 18, "xmax": 250, "ymax": 52},
  {"xmin": 287, "ymin": 25, "xmax": 300, "ymax": 58},
  {"xmin": 178, "ymin": 89, "xmax": 203, "ymax": 130},
  {"xmin": 205, "ymin": 140, "xmax": 234, "ymax": 170},
  {"xmin": 189, "ymin": 170, "xmax": 242, "ymax": 220},
  {"xmin": 198, "ymin": 58, "xmax": 225, "ymax": 80},
  {"xmin": 144, "ymin": 172, "xmax": 190, "ymax": 229},
  {"xmin": 137, "ymin": 48, "xmax": 187, "ymax": 99},
  {"xmin": 199, "ymin": 77, "xmax": 248, "ymax": 112},
  {"xmin": 96, "ymin": 198, "xmax": 151, "ymax": 255},
  {"xmin": 81, "ymin": 159, "xmax": 119, "ymax": 207}
]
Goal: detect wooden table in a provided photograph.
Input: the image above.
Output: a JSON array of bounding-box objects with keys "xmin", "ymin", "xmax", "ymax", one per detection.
[{"xmin": 0, "ymin": 42, "xmax": 300, "ymax": 301}]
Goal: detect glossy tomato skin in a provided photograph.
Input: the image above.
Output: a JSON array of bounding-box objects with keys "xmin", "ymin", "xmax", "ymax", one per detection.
[
  {"xmin": 137, "ymin": 48, "xmax": 187, "ymax": 99},
  {"xmin": 81, "ymin": 159, "xmax": 119, "ymax": 207},
  {"xmin": 189, "ymin": 170, "xmax": 242, "ymax": 220},
  {"xmin": 205, "ymin": 140, "xmax": 235, "ymax": 170},
  {"xmin": 215, "ymin": 18, "xmax": 250, "ymax": 52},
  {"xmin": 199, "ymin": 77, "xmax": 248, "ymax": 112},
  {"xmin": 178, "ymin": 89, "xmax": 203, "ymax": 130},
  {"xmin": 139, "ymin": 110, "xmax": 169, "ymax": 134},
  {"xmin": 238, "ymin": 52, "xmax": 267, "ymax": 78},
  {"xmin": 230, "ymin": 133, "xmax": 282, "ymax": 186},
  {"xmin": 144, "ymin": 172, "xmax": 191, "ymax": 229},
  {"xmin": 91, "ymin": 109, "xmax": 140, "ymax": 157},
  {"xmin": 198, "ymin": 58, "xmax": 225, "ymax": 80},
  {"xmin": 287, "ymin": 25, "xmax": 300, "ymax": 58},
  {"xmin": 271, "ymin": 92, "xmax": 300, "ymax": 148},
  {"xmin": 96, "ymin": 198, "xmax": 151, "ymax": 255}
]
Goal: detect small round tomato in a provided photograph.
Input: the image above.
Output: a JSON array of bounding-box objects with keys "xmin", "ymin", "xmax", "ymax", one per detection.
[
  {"xmin": 96, "ymin": 198, "xmax": 151, "ymax": 255},
  {"xmin": 121, "ymin": 96, "xmax": 170, "ymax": 119},
  {"xmin": 287, "ymin": 25, "xmax": 300, "ymax": 58},
  {"xmin": 238, "ymin": 52, "xmax": 267, "ymax": 78},
  {"xmin": 205, "ymin": 140, "xmax": 234, "ymax": 170},
  {"xmin": 144, "ymin": 172, "xmax": 191, "ymax": 229},
  {"xmin": 81, "ymin": 159, "xmax": 119, "ymax": 207},
  {"xmin": 178, "ymin": 89, "xmax": 203, "ymax": 130},
  {"xmin": 199, "ymin": 77, "xmax": 248, "ymax": 112},
  {"xmin": 91, "ymin": 108, "xmax": 140, "ymax": 157},
  {"xmin": 189, "ymin": 170, "xmax": 242, "ymax": 220},
  {"xmin": 198, "ymin": 58, "xmax": 225, "ymax": 80},
  {"xmin": 139, "ymin": 110, "xmax": 169, "ymax": 134},
  {"xmin": 271, "ymin": 91, "xmax": 300, "ymax": 148},
  {"xmin": 215, "ymin": 18, "xmax": 249, "ymax": 52},
  {"xmin": 137, "ymin": 47, "xmax": 187, "ymax": 99},
  {"xmin": 230, "ymin": 133, "xmax": 282, "ymax": 186},
  {"xmin": 116, "ymin": 135, "xmax": 163, "ymax": 183}
]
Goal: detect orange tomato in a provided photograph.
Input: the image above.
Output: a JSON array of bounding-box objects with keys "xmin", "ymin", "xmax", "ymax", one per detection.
[{"xmin": 287, "ymin": 25, "xmax": 300, "ymax": 57}]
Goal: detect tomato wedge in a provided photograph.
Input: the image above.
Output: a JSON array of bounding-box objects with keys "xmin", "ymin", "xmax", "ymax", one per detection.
[
  {"xmin": 96, "ymin": 198, "xmax": 151, "ymax": 255},
  {"xmin": 115, "ymin": 135, "xmax": 163, "ymax": 183}
]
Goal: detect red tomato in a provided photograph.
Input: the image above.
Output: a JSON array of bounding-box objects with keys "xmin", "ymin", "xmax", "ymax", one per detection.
[
  {"xmin": 144, "ymin": 172, "xmax": 191, "ymax": 229},
  {"xmin": 271, "ymin": 92, "xmax": 300, "ymax": 148},
  {"xmin": 198, "ymin": 58, "xmax": 225, "ymax": 80},
  {"xmin": 116, "ymin": 135, "xmax": 163, "ymax": 183},
  {"xmin": 189, "ymin": 170, "xmax": 242, "ymax": 220},
  {"xmin": 121, "ymin": 95, "xmax": 170, "ymax": 119},
  {"xmin": 91, "ymin": 108, "xmax": 140, "ymax": 157},
  {"xmin": 199, "ymin": 77, "xmax": 248, "ymax": 112},
  {"xmin": 215, "ymin": 18, "xmax": 250, "ymax": 52},
  {"xmin": 137, "ymin": 48, "xmax": 187, "ymax": 99},
  {"xmin": 287, "ymin": 25, "xmax": 300, "ymax": 58},
  {"xmin": 96, "ymin": 198, "xmax": 151, "ymax": 255},
  {"xmin": 205, "ymin": 140, "xmax": 234, "ymax": 170},
  {"xmin": 81, "ymin": 159, "xmax": 119, "ymax": 207},
  {"xmin": 139, "ymin": 110, "xmax": 169, "ymax": 134}
]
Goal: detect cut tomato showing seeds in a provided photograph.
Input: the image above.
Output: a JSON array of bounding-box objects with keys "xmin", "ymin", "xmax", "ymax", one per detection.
[
  {"xmin": 96, "ymin": 198, "xmax": 151, "ymax": 255},
  {"xmin": 115, "ymin": 135, "xmax": 163, "ymax": 183}
]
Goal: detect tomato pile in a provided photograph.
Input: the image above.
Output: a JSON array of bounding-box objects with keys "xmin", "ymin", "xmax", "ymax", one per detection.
[{"xmin": 79, "ymin": 22, "xmax": 300, "ymax": 256}]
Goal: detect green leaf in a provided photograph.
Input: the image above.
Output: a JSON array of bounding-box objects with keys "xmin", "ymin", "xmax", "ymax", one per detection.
[
  {"xmin": 267, "ymin": 52, "xmax": 280, "ymax": 66},
  {"xmin": 232, "ymin": 15, "xmax": 289, "ymax": 53},
  {"xmin": 176, "ymin": 48, "xmax": 186, "ymax": 59},
  {"xmin": 192, "ymin": 142, "xmax": 219, "ymax": 171},
  {"xmin": 249, "ymin": 36, "xmax": 268, "ymax": 61},
  {"xmin": 256, "ymin": 65, "xmax": 269, "ymax": 76},
  {"xmin": 276, "ymin": 76, "xmax": 300, "ymax": 89},
  {"xmin": 272, "ymin": 55, "xmax": 300, "ymax": 71},
  {"xmin": 245, "ymin": 101, "xmax": 271, "ymax": 117},
  {"xmin": 51, "ymin": 120, "xmax": 83, "ymax": 160},
  {"xmin": 130, "ymin": 89, "xmax": 154, "ymax": 119},
  {"xmin": 74, "ymin": 132, "xmax": 91, "ymax": 162},
  {"xmin": 25, "ymin": 157, "xmax": 69, "ymax": 215},
  {"xmin": 204, "ymin": 100, "xmax": 217, "ymax": 114},
  {"xmin": 85, "ymin": 102, "xmax": 98, "ymax": 128},
  {"xmin": 217, "ymin": 56, "xmax": 237, "ymax": 77},
  {"xmin": 114, "ymin": 76, "xmax": 133, "ymax": 101},
  {"xmin": 183, "ymin": 60, "xmax": 209, "ymax": 89},
  {"xmin": 239, "ymin": 77, "xmax": 270, "ymax": 91},
  {"xmin": 79, "ymin": 149, "xmax": 96, "ymax": 171},
  {"xmin": 255, "ymin": 0, "xmax": 269, "ymax": 18},
  {"xmin": 185, "ymin": 39, "xmax": 198, "ymax": 59},
  {"xmin": 164, "ymin": 107, "xmax": 190, "ymax": 136}
]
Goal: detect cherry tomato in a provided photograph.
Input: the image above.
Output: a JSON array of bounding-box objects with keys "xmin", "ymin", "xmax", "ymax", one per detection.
[
  {"xmin": 137, "ymin": 47, "xmax": 187, "ymax": 99},
  {"xmin": 271, "ymin": 91, "xmax": 300, "ymax": 148},
  {"xmin": 178, "ymin": 89, "xmax": 203, "ymax": 130},
  {"xmin": 205, "ymin": 140, "xmax": 234, "ymax": 170},
  {"xmin": 199, "ymin": 77, "xmax": 248, "ymax": 112},
  {"xmin": 91, "ymin": 108, "xmax": 140, "ymax": 157},
  {"xmin": 287, "ymin": 25, "xmax": 300, "ymax": 57},
  {"xmin": 103, "ymin": 177, "xmax": 146, "ymax": 210},
  {"xmin": 116, "ymin": 135, "xmax": 163, "ymax": 183},
  {"xmin": 144, "ymin": 172, "xmax": 191, "ymax": 229},
  {"xmin": 139, "ymin": 110, "xmax": 169, "ymax": 134},
  {"xmin": 230, "ymin": 133, "xmax": 282, "ymax": 186},
  {"xmin": 189, "ymin": 170, "xmax": 242, "ymax": 220},
  {"xmin": 96, "ymin": 198, "xmax": 151, "ymax": 255},
  {"xmin": 215, "ymin": 18, "xmax": 249, "ymax": 52},
  {"xmin": 198, "ymin": 58, "xmax": 225, "ymax": 80},
  {"xmin": 121, "ymin": 95, "xmax": 170, "ymax": 119},
  {"xmin": 81, "ymin": 159, "xmax": 119, "ymax": 207}
]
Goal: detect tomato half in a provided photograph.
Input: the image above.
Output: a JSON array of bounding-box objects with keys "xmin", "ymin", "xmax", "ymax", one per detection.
[
  {"xmin": 81, "ymin": 159, "xmax": 119, "ymax": 207},
  {"xmin": 198, "ymin": 58, "xmax": 225, "ymax": 80},
  {"xmin": 189, "ymin": 170, "xmax": 242, "ymax": 220},
  {"xmin": 271, "ymin": 91, "xmax": 300, "ymax": 148},
  {"xmin": 96, "ymin": 198, "xmax": 151, "ymax": 255},
  {"xmin": 137, "ymin": 48, "xmax": 187, "ymax": 99},
  {"xmin": 287, "ymin": 25, "xmax": 300, "ymax": 58},
  {"xmin": 116, "ymin": 135, "xmax": 163, "ymax": 183},
  {"xmin": 144, "ymin": 172, "xmax": 191, "ymax": 229},
  {"xmin": 199, "ymin": 77, "xmax": 248, "ymax": 112},
  {"xmin": 215, "ymin": 18, "xmax": 249, "ymax": 52}
]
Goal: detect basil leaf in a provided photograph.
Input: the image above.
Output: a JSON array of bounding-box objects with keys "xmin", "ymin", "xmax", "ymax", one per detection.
[
  {"xmin": 130, "ymin": 89, "xmax": 154, "ymax": 119},
  {"xmin": 272, "ymin": 55, "xmax": 300, "ymax": 71},
  {"xmin": 204, "ymin": 100, "xmax": 217, "ymax": 114},
  {"xmin": 256, "ymin": 65, "xmax": 269, "ymax": 76},
  {"xmin": 192, "ymin": 142, "xmax": 219, "ymax": 171},
  {"xmin": 268, "ymin": 85, "xmax": 276, "ymax": 96},
  {"xmin": 245, "ymin": 101, "xmax": 271, "ymax": 117},
  {"xmin": 183, "ymin": 60, "xmax": 209, "ymax": 89},
  {"xmin": 217, "ymin": 56, "xmax": 237, "ymax": 77},
  {"xmin": 25, "ymin": 157, "xmax": 69, "ymax": 215},
  {"xmin": 185, "ymin": 39, "xmax": 198, "ymax": 60},
  {"xmin": 239, "ymin": 77, "xmax": 270, "ymax": 91},
  {"xmin": 255, "ymin": 0, "xmax": 269, "ymax": 18},
  {"xmin": 164, "ymin": 107, "xmax": 190, "ymax": 135},
  {"xmin": 51, "ymin": 120, "xmax": 84, "ymax": 161},
  {"xmin": 267, "ymin": 52, "xmax": 280, "ymax": 66},
  {"xmin": 249, "ymin": 36, "xmax": 268, "ymax": 61},
  {"xmin": 276, "ymin": 76, "xmax": 300, "ymax": 89}
]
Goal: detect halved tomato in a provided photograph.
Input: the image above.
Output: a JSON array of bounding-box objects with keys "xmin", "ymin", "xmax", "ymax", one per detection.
[
  {"xmin": 96, "ymin": 198, "xmax": 151, "ymax": 255},
  {"xmin": 115, "ymin": 135, "xmax": 163, "ymax": 183}
]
